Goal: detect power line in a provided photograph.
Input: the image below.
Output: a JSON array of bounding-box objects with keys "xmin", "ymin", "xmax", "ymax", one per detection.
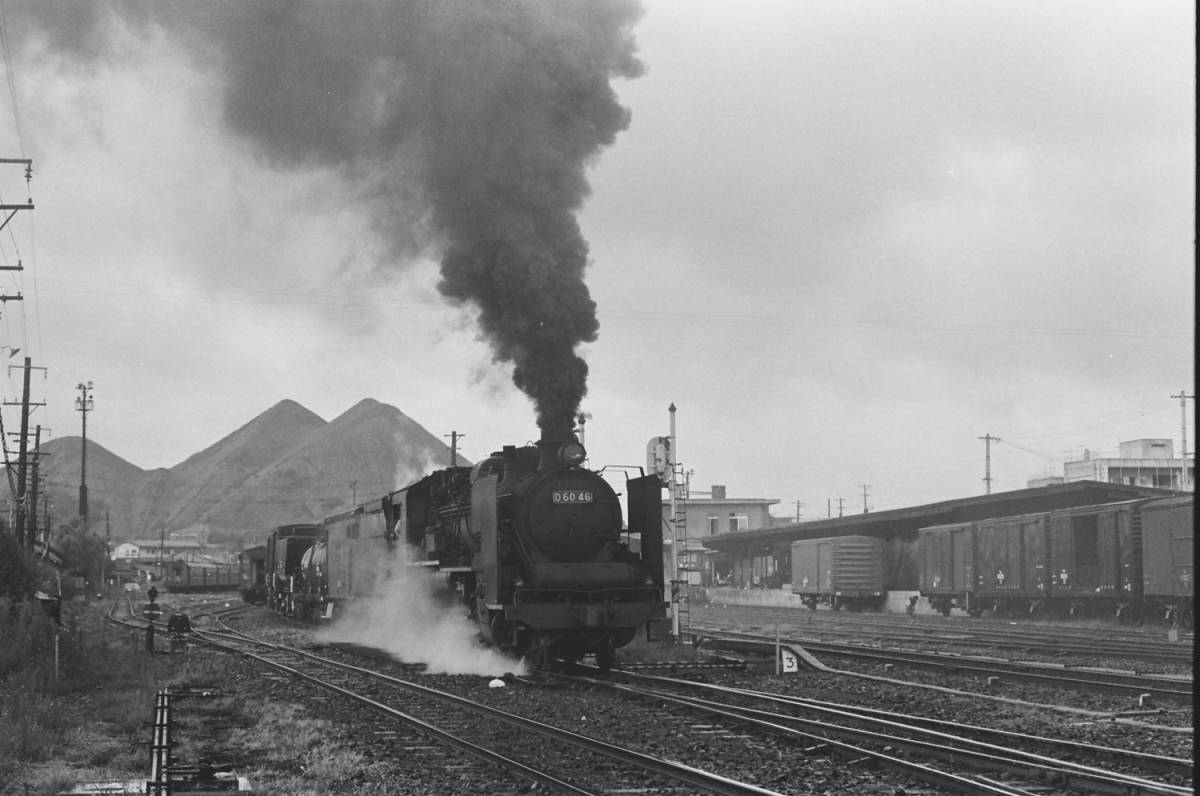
[
  {"xmin": 995, "ymin": 437, "xmax": 1058, "ymax": 462},
  {"xmin": 13, "ymin": 276, "xmax": 1195, "ymax": 341},
  {"xmin": 0, "ymin": 1, "xmax": 25, "ymax": 157},
  {"xmin": 602, "ymin": 306, "xmax": 1189, "ymax": 340},
  {"xmin": 1003, "ymin": 400, "xmax": 1167, "ymax": 441}
]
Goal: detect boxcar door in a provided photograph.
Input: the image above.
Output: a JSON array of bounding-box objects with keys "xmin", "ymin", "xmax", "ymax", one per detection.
[
  {"xmin": 1096, "ymin": 509, "xmax": 1120, "ymax": 593},
  {"xmin": 1022, "ymin": 517, "xmax": 1047, "ymax": 596},
  {"xmin": 817, "ymin": 540, "xmax": 832, "ymax": 594},
  {"xmin": 1070, "ymin": 513, "xmax": 1101, "ymax": 592},
  {"xmin": 953, "ymin": 526, "xmax": 973, "ymax": 594}
]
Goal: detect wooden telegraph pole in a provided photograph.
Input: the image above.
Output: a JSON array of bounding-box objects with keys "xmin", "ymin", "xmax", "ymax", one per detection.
[{"xmin": 1, "ymin": 158, "xmax": 34, "ymax": 546}]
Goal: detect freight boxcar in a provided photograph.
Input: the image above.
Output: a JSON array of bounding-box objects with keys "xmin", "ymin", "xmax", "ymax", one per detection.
[
  {"xmin": 918, "ymin": 496, "xmax": 1193, "ymax": 623},
  {"xmin": 1140, "ymin": 496, "xmax": 1193, "ymax": 626},
  {"xmin": 1047, "ymin": 500, "xmax": 1140, "ymax": 617},
  {"xmin": 917, "ymin": 522, "xmax": 975, "ymax": 616},
  {"xmin": 162, "ymin": 559, "xmax": 239, "ymax": 592},
  {"xmin": 791, "ymin": 535, "xmax": 886, "ymax": 611},
  {"xmin": 974, "ymin": 512, "xmax": 1049, "ymax": 615}
]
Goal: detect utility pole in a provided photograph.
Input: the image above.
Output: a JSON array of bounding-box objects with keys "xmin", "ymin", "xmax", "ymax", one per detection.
[
  {"xmin": 15, "ymin": 357, "xmax": 31, "ymax": 547},
  {"xmin": 76, "ymin": 381, "xmax": 94, "ymax": 527},
  {"xmin": 0, "ymin": 157, "xmax": 33, "ymax": 304},
  {"xmin": 102, "ymin": 511, "xmax": 111, "ymax": 593},
  {"xmin": 443, "ymin": 431, "xmax": 464, "ymax": 467},
  {"xmin": 836, "ymin": 497, "xmax": 845, "ymax": 518},
  {"xmin": 6, "ymin": 357, "xmax": 45, "ymax": 549},
  {"xmin": 349, "ymin": 480, "xmax": 358, "ymax": 506},
  {"xmin": 859, "ymin": 484, "xmax": 871, "ymax": 514},
  {"xmin": 668, "ymin": 402, "xmax": 680, "ymax": 642},
  {"xmin": 28, "ymin": 426, "xmax": 41, "ymax": 547},
  {"xmin": 979, "ymin": 434, "xmax": 1000, "ymax": 494},
  {"xmin": 794, "ymin": 500, "xmax": 804, "ymax": 523},
  {"xmin": 0, "ymin": 160, "xmax": 32, "ymax": 544},
  {"xmin": 1170, "ymin": 391, "xmax": 1193, "ymax": 489},
  {"xmin": 40, "ymin": 490, "xmax": 50, "ymax": 552}
]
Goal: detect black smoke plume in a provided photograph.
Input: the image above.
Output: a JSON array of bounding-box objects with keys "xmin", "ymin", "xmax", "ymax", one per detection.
[{"xmin": 15, "ymin": 1, "xmax": 644, "ymax": 432}]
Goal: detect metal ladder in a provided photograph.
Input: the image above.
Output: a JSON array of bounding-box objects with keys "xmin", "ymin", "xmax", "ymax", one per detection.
[{"xmin": 673, "ymin": 491, "xmax": 691, "ymax": 638}]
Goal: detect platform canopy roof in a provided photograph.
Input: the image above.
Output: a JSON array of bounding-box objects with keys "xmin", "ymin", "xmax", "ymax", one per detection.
[{"xmin": 702, "ymin": 481, "xmax": 1188, "ymax": 554}]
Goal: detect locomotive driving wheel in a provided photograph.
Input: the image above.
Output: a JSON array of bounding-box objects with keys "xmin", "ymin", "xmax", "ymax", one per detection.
[
  {"xmin": 595, "ymin": 636, "xmax": 616, "ymax": 671},
  {"xmin": 525, "ymin": 632, "xmax": 555, "ymax": 670}
]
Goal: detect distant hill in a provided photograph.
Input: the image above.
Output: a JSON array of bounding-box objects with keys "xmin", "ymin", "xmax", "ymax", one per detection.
[{"xmin": 34, "ymin": 399, "xmax": 470, "ymax": 547}]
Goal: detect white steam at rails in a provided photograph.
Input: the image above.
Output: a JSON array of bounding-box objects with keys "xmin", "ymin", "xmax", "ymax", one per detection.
[{"xmin": 315, "ymin": 544, "xmax": 525, "ymax": 677}]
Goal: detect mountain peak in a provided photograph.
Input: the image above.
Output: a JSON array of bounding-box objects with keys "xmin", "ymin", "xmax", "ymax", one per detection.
[{"xmin": 39, "ymin": 399, "xmax": 455, "ymax": 545}]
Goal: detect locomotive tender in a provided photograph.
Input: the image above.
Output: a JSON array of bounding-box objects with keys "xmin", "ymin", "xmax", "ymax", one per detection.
[
  {"xmin": 264, "ymin": 523, "xmax": 323, "ymax": 615},
  {"xmin": 238, "ymin": 544, "xmax": 267, "ymax": 603},
  {"xmin": 261, "ymin": 431, "xmax": 667, "ymax": 668}
]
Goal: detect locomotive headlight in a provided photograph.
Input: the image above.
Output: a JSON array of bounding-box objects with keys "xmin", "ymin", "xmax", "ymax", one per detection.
[{"xmin": 559, "ymin": 441, "xmax": 586, "ymax": 465}]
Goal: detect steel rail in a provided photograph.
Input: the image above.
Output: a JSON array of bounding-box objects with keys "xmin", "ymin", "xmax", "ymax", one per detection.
[
  {"xmin": 695, "ymin": 628, "xmax": 1193, "ymax": 702},
  {"xmin": 695, "ymin": 677, "xmax": 1194, "ymax": 779},
  {"xmin": 542, "ymin": 673, "xmax": 1034, "ymax": 796},
  {"xmin": 193, "ymin": 627, "xmax": 785, "ymax": 796},
  {"xmin": 601, "ymin": 675, "xmax": 1190, "ymax": 796},
  {"xmin": 602, "ymin": 667, "xmax": 1193, "ymax": 779},
  {"xmin": 691, "ymin": 609, "xmax": 1194, "ymax": 663}
]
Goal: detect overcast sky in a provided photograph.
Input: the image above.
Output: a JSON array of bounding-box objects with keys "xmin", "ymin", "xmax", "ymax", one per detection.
[{"xmin": 0, "ymin": 0, "xmax": 1193, "ymax": 520}]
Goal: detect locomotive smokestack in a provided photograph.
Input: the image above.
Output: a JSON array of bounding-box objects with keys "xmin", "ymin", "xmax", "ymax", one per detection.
[{"xmin": 537, "ymin": 423, "xmax": 579, "ymax": 471}]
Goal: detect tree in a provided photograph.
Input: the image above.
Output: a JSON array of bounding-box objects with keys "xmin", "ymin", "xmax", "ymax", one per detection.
[
  {"xmin": 0, "ymin": 530, "xmax": 39, "ymax": 600},
  {"xmin": 54, "ymin": 517, "xmax": 108, "ymax": 592}
]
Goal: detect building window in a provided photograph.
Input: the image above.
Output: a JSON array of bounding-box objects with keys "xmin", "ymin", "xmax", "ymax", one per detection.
[
  {"xmin": 728, "ymin": 514, "xmax": 748, "ymax": 532},
  {"xmin": 708, "ymin": 516, "xmax": 719, "ymax": 535}
]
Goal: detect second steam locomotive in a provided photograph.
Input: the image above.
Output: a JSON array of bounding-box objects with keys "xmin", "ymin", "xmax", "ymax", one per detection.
[{"xmin": 248, "ymin": 430, "xmax": 667, "ymax": 668}]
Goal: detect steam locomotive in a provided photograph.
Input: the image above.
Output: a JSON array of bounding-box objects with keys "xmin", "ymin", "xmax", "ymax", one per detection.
[{"xmin": 257, "ymin": 431, "xmax": 667, "ymax": 668}]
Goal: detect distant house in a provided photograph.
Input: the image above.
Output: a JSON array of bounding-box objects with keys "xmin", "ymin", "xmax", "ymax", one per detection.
[
  {"xmin": 170, "ymin": 524, "xmax": 212, "ymax": 545},
  {"xmin": 111, "ymin": 538, "xmax": 207, "ymax": 562},
  {"xmin": 662, "ymin": 484, "xmax": 779, "ymax": 586}
]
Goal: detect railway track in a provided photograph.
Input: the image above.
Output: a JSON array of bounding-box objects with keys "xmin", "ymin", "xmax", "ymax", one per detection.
[
  {"xmin": 189, "ymin": 622, "xmax": 787, "ymax": 795},
  {"xmin": 690, "ymin": 627, "xmax": 1193, "ymax": 705},
  {"xmin": 692, "ymin": 604, "xmax": 1194, "ymax": 666},
  {"xmin": 549, "ymin": 667, "xmax": 1194, "ymax": 796},
  {"xmin": 104, "ymin": 597, "xmax": 1190, "ymax": 794}
]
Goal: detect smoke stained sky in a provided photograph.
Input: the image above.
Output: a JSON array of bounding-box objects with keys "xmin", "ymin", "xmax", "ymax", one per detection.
[{"xmin": 0, "ymin": 0, "xmax": 1193, "ymax": 515}]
